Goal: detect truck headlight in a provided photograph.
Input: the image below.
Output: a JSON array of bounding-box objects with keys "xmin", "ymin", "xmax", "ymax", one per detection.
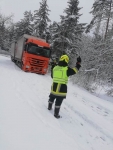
[{"xmin": 26, "ymin": 65, "xmax": 30, "ymax": 68}]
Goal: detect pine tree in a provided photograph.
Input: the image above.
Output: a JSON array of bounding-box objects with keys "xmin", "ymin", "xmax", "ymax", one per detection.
[
  {"xmin": 22, "ymin": 11, "xmax": 34, "ymax": 35},
  {"xmin": 8, "ymin": 23, "xmax": 15, "ymax": 43},
  {"xmin": 0, "ymin": 13, "xmax": 13, "ymax": 50},
  {"xmin": 49, "ymin": 21, "xmax": 67, "ymax": 56},
  {"xmin": 20, "ymin": 11, "xmax": 33, "ymax": 36},
  {"xmin": 33, "ymin": 0, "xmax": 51, "ymax": 39},
  {"xmin": 86, "ymin": 0, "xmax": 113, "ymax": 40},
  {"xmin": 13, "ymin": 11, "xmax": 34, "ymax": 40},
  {"xmin": 51, "ymin": 0, "xmax": 86, "ymax": 58},
  {"xmin": 104, "ymin": 0, "xmax": 113, "ymax": 40}
]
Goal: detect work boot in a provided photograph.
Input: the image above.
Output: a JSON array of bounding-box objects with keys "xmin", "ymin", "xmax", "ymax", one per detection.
[
  {"xmin": 48, "ymin": 102, "xmax": 53, "ymax": 110},
  {"xmin": 54, "ymin": 107, "xmax": 60, "ymax": 119}
]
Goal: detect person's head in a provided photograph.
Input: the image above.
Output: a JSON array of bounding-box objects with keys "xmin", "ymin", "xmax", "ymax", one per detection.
[{"xmin": 59, "ymin": 55, "xmax": 69, "ymax": 64}]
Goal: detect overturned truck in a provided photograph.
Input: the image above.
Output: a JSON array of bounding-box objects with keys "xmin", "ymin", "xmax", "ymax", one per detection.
[{"xmin": 10, "ymin": 34, "xmax": 51, "ymax": 74}]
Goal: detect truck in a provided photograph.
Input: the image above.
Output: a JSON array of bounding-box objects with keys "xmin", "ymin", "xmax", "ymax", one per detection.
[{"xmin": 10, "ymin": 34, "xmax": 51, "ymax": 74}]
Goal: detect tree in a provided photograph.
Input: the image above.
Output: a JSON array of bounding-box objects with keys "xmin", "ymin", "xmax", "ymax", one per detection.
[
  {"xmin": 33, "ymin": 0, "xmax": 51, "ymax": 39},
  {"xmin": 0, "ymin": 14, "xmax": 13, "ymax": 50},
  {"xmin": 0, "ymin": 13, "xmax": 13, "ymax": 50},
  {"xmin": 82, "ymin": 0, "xmax": 113, "ymax": 93},
  {"xmin": 12, "ymin": 11, "xmax": 34, "ymax": 40},
  {"xmin": 104, "ymin": 0, "xmax": 113, "ymax": 40},
  {"xmin": 16, "ymin": 11, "xmax": 33, "ymax": 37},
  {"xmin": 86, "ymin": 0, "xmax": 113, "ymax": 40},
  {"xmin": 50, "ymin": 0, "xmax": 86, "ymax": 58}
]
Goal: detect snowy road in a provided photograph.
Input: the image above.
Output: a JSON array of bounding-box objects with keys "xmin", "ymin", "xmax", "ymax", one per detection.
[{"xmin": 0, "ymin": 55, "xmax": 113, "ymax": 150}]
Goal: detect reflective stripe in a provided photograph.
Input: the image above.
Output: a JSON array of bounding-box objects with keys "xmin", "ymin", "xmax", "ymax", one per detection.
[
  {"xmin": 51, "ymin": 84, "xmax": 53, "ymax": 91},
  {"xmin": 53, "ymin": 78, "xmax": 67, "ymax": 84},
  {"xmin": 51, "ymin": 90, "xmax": 66, "ymax": 96},
  {"xmin": 55, "ymin": 106, "xmax": 60, "ymax": 108},
  {"xmin": 56, "ymin": 83, "xmax": 61, "ymax": 92},
  {"xmin": 48, "ymin": 101, "xmax": 53, "ymax": 104},
  {"xmin": 72, "ymin": 67, "xmax": 78, "ymax": 73}
]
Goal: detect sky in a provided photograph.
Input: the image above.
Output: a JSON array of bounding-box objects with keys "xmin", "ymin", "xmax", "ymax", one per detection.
[
  {"xmin": 0, "ymin": 0, "xmax": 93, "ymax": 24},
  {"xmin": 0, "ymin": 54, "xmax": 113, "ymax": 150}
]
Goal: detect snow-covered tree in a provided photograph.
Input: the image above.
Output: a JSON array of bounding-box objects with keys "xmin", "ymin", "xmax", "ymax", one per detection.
[
  {"xmin": 0, "ymin": 13, "xmax": 13, "ymax": 50},
  {"xmin": 13, "ymin": 11, "xmax": 33, "ymax": 40},
  {"xmin": 86, "ymin": 0, "xmax": 113, "ymax": 40},
  {"xmin": 7, "ymin": 23, "xmax": 16, "ymax": 43},
  {"xmin": 22, "ymin": 11, "xmax": 34, "ymax": 35},
  {"xmin": 33, "ymin": 0, "xmax": 51, "ymax": 39},
  {"xmin": 51, "ymin": 0, "xmax": 86, "ymax": 58},
  {"xmin": 80, "ymin": 0, "xmax": 113, "ymax": 92},
  {"xmin": 49, "ymin": 21, "xmax": 71, "ymax": 57}
]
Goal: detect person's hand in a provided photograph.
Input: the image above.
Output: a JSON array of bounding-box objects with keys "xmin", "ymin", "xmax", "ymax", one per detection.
[{"xmin": 77, "ymin": 56, "xmax": 81, "ymax": 63}]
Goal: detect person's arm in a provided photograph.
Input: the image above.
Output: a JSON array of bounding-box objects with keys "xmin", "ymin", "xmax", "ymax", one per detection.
[
  {"xmin": 51, "ymin": 62, "xmax": 57, "ymax": 78},
  {"xmin": 67, "ymin": 56, "xmax": 81, "ymax": 77}
]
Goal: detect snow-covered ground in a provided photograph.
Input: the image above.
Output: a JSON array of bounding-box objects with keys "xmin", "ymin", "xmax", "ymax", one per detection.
[{"xmin": 0, "ymin": 55, "xmax": 113, "ymax": 150}]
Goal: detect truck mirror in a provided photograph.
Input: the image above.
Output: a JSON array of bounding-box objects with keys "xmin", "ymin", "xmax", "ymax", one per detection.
[{"xmin": 24, "ymin": 44, "xmax": 28, "ymax": 51}]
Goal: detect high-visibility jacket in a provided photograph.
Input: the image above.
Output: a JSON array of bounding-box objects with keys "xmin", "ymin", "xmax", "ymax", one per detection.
[
  {"xmin": 50, "ymin": 61, "xmax": 81, "ymax": 98},
  {"xmin": 51, "ymin": 66, "xmax": 68, "ymax": 97},
  {"xmin": 53, "ymin": 66, "xmax": 68, "ymax": 84}
]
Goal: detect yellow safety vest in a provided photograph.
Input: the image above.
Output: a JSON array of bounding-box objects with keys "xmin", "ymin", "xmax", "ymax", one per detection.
[{"xmin": 53, "ymin": 66, "xmax": 68, "ymax": 84}]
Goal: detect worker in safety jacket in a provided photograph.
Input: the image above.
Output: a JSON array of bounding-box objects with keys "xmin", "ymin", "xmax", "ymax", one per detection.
[{"xmin": 48, "ymin": 54, "xmax": 81, "ymax": 118}]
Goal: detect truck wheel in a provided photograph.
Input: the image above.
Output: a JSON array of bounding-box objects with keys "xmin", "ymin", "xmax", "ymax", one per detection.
[
  {"xmin": 21, "ymin": 62, "xmax": 24, "ymax": 69},
  {"xmin": 11, "ymin": 57, "xmax": 14, "ymax": 62}
]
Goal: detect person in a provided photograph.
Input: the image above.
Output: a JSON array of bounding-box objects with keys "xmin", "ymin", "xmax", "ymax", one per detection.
[
  {"xmin": 48, "ymin": 54, "xmax": 81, "ymax": 118},
  {"xmin": 50, "ymin": 58, "xmax": 58, "ymax": 77}
]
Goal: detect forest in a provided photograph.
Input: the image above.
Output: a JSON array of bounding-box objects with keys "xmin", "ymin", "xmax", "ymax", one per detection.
[{"xmin": 0, "ymin": 0, "xmax": 113, "ymax": 96}]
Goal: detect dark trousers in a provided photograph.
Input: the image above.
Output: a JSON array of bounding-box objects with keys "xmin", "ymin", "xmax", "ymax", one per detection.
[{"xmin": 49, "ymin": 95, "xmax": 64, "ymax": 107}]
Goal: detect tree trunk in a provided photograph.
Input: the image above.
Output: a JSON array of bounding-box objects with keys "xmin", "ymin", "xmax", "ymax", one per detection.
[{"xmin": 104, "ymin": 0, "xmax": 112, "ymax": 40}]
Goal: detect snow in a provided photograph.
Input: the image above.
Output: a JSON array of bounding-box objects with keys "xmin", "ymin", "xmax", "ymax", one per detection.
[{"xmin": 0, "ymin": 55, "xmax": 113, "ymax": 150}]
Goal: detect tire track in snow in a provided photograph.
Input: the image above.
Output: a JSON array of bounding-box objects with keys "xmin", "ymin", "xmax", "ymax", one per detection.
[{"xmin": 64, "ymin": 101, "xmax": 113, "ymax": 142}]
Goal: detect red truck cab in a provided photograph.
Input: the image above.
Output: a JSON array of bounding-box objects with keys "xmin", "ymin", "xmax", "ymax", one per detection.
[{"xmin": 11, "ymin": 34, "xmax": 51, "ymax": 75}]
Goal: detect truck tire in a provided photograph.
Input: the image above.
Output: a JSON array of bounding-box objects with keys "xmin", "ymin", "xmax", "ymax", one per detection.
[{"xmin": 11, "ymin": 56, "xmax": 14, "ymax": 62}]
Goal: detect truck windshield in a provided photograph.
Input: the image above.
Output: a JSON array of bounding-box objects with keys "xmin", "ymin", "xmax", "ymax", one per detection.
[{"xmin": 27, "ymin": 45, "xmax": 51, "ymax": 58}]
